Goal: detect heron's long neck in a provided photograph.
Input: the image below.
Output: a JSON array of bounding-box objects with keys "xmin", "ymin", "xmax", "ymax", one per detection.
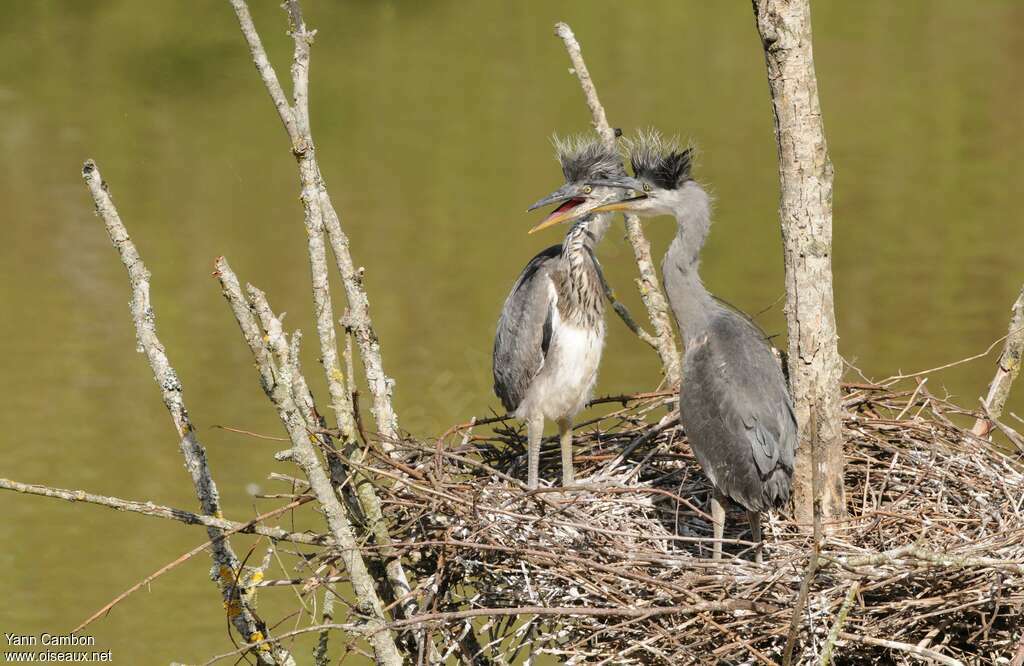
[
  {"xmin": 558, "ymin": 215, "xmax": 607, "ymax": 327},
  {"xmin": 563, "ymin": 213, "xmax": 608, "ymax": 271},
  {"xmin": 662, "ymin": 185, "xmax": 716, "ymax": 345}
]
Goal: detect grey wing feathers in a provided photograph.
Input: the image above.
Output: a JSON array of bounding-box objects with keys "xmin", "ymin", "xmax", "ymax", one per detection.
[
  {"xmin": 680, "ymin": 310, "xmax": 798, "ymax": 512},
  {"xmin": 492, "ymin": 245, "xmax": 561, "ymax": 413}
]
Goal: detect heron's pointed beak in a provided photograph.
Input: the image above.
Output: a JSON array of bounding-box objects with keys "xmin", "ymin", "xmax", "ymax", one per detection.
[
  {"xmin": 526, "ymin": 185, "xmax": 575, "ymax": 213},
  {"xmin": 526, "ymin": 184, "xmax": 590, "ymax": 234},
  {"xmin": 527, "ymin": 201, "xmax": 591, "ymax": 234},
  {"xmin": 587, "ymin": 196, "xmax": 647, "ymax": 215}
]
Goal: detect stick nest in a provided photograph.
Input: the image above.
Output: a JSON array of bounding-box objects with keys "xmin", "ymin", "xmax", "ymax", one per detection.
[{"xmin": 372, "ymin": 382, "xmax": 1024, "ymax": 664}]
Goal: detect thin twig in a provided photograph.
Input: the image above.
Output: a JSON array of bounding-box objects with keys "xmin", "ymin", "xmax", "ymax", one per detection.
[
  {"xmin": 0, "ymin": 478, "xmax": 325, "ymax": 546},
  {"xmin": 882, "ymin": 333, "xmax": 1009, "ymax": 384},
  {"xmin": 820, "ymin": 580, "xmax": 860, "ymax": 666},
  {"xmin": 554, "ymin": 22, "xmax": 681, "ymax": 386},
  {"xmin": 973, "ymin": 284, "xmax": 1024, "ymax": 437},
  {"xmin": 74, "ymin": 498, "xmax": 309, "ymax": 633}
]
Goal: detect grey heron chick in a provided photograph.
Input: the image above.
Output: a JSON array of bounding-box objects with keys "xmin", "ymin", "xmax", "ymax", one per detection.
[
  {"xmin": 559, "ymin": 131, "xmax": 797, "ymax": 561},
  {"xmin": 492, "ymin": 136, "xmax": 625, "ymax": 490}
]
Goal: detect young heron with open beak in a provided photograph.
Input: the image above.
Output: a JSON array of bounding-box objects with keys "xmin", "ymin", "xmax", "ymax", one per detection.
[{"xmin": 492, "ymin": 136, "xmax": 631, "ymax": 489}]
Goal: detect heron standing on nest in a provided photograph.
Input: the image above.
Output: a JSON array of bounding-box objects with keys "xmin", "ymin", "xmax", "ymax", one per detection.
[
  {"xmin": 533, "ymin": 132, "xmax": 797, "ymax": 561},
  {"xmin": 492, "ymin": 136, "xmax": 628, "ymax": 490}
]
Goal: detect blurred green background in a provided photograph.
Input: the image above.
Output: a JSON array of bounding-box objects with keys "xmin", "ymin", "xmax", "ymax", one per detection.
[{"xmin": 1, "ymin": 1, "xmax": 1022, "ymax": 663}]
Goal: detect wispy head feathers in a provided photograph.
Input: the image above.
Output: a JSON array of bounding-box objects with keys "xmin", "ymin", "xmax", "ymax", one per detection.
[
  {"xmin": 625, "ymin": 129, "xmax": 694, "ymax": 190},
  {"xmin": 551, "ymin": 134, "xmax": 624, "ymax": 183}
]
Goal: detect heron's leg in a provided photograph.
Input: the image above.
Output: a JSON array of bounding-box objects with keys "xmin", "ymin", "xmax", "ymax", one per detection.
[
  {"xmin": 526, "ymin": 414, "xmax": 543, "ymax": 490},
  {"xmin": 557, "ymin": 417, "xmax": 574, "ymax": 487},
  {"xmin": 748, "ymin": 510, "xmax": 763, "ymax": 563},
  {"xmin": 710, "ymin": 488, "xmax": 726, "ymax": 560}
]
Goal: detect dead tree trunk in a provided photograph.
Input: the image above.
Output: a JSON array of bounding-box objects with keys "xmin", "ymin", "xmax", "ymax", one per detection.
[{"xmin": 752, "ymin": 0, "xmax": 847, "ymax": 526}]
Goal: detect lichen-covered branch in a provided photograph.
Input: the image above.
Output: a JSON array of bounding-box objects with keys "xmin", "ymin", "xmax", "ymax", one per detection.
[
  {"xmin": 232, "ymin": 0, "xmax": 356, "ymax": 449},
  {"xmin": 973, "ymin": 283, "xmax": 1024, "ymax": 437},
  {"xmin": 0, "ymin": 477, "xmax": 327, "ymax": 546},
  {"xmin": 228, "ymin": 0, "xmax": 398, "ymax": 444},
  {"xmin": 554, "ymin": 22, "xmax": 681, "ymax": 387},
  {"xmin": 81, "ymin": 160, "xmax": 293, "ymax": 666},
  {"xmin": 226, "ymin": 3, "xmax": 422, "ymax": 656},
  {"xmin": 215, "ymin": 257, "xmax": 403, "ymax": 666},
  {"xmin": 820, "ymin": 580, "xmax": 860, "ymax": 666},
  {"xmin": 246, "ymin": 286, "xmax": 420, "ymax": 656},
  {"xmin": 752, "ymin": 0, "xmax": 847, "ymax": 527}
]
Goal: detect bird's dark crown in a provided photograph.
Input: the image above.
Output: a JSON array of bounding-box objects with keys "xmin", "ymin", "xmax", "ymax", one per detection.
[
  {"xmin": 627, "ymin": 130, "xmax": 694, "ymax": 190},
  {"xmin": 552, "ymin": 134, "xmax": 624, "ymax": 184}
]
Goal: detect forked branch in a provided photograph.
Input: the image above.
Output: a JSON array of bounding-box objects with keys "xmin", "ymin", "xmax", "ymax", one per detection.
[
  {"xmin": 228, "ymin": 0, "xmax": 399, "ymax": 444},
  {"xmin": 226, "ymin": 2, "xmax": 423, "ymax": 658},
  {"xmin": 215, "ymin": 257, "xmax": 404, "ymax": 666},
  {"xmin": 81, "ymin": 160, "xmax": 293, "ymax": 666}
]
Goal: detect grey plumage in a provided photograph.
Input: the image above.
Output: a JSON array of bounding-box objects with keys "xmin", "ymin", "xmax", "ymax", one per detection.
[
  {"xmin": 493, "ymin": 244, "xmax": 561, "ymax": 413},
  {"xmin": 576, "ymin": 130, "xmax": 797, "ymax": 559},
  {"xmin": 493, "ymin": 135, "xmax": 622, "ymax": 489},
  {"xmin": 673, "ymin": 294, "xmax": 796, "ymax": 513},
  {"xmin": 649, "ymin": 137, "xmax": 796, "ymax": 559}
]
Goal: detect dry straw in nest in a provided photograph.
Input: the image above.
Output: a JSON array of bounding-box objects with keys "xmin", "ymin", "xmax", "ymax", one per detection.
[{"xmin": 367, "ymin": 381, "xmax": 1024, "ymax": 665}]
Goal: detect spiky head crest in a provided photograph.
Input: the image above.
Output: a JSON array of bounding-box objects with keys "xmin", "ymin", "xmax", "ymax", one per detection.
[
  {"xmin": 625, "ymin": 129, "xmax": 694, "ymax": 190},
  {"xmin": 551, "ymin": 134, "xmax": 624, "ymax": 184}
]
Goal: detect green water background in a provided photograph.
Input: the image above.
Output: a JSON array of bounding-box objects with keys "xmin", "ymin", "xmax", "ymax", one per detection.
[{"xmin": 2, "ymin": 1, "xmax": 1022, "ymax": 662}]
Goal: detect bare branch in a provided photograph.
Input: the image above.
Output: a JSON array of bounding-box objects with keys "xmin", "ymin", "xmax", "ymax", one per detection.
[
  {"xmin": 214, "ymin": 257, "xmax": 404, "ymax": 666},
  {"xmin": 973, "ymin": 283, "xmax": 1024, "ymax": 437},
  {"xmin": 248, "ymin": 286, "xmax": 421, "ymax": 651},
  {"xmin": 820, "ymin": 580, "xmax": 860, "ymax": 666},
  {"xmin": 81, "ymin": 160, "xmax": 293, "ymax": 665},
  {"xmin": 202, "ymin": 601, "xmax": 774, "ymax": 666},
  {"xmin": 554, "ymin": 22, "xmax": 681, "ymax": 387},
  {"xmin": 0, "ymin": 477, "xmax": 326, "ymax": 546},
  {"xmin": 225, "ymin": 3, "xmax": 421, "ymax": 655},
  {"xmin": 228, "ymin": 0, "xmax": 399, "ymax": 444},
  {"xmin": 553, "ymin": 23, "xmax": 614, "ymax": 146},
  {"xmin": 323, "ymin": 194, "xmax": 401, "ymax": 441},
  {"xmin": 227, "ymin": 0, "xmax": 299, "ymax": 142}
]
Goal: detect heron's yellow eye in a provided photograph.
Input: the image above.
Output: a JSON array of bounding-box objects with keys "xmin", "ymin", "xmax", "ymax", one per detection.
[
  {"xmin": 583, "ymin": 185, "xmax": 592, "ymax": 194},
  {"xmin": 643, "ymin": 183, "xmax": 652, "ymax": 192}
]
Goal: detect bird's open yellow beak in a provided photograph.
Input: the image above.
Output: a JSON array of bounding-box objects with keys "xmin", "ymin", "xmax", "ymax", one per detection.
[
  {"xmin": 528, "ymin": 205, "xmax": 587, "ymax": 234},
  {"xmin": 526, "ymin": 180, "xmax": 647, "ymax": 235}
]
